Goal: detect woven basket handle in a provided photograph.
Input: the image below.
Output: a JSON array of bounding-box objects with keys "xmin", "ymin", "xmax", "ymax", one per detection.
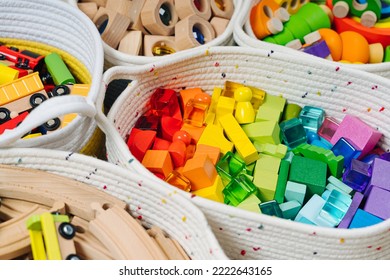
[{"xmin": 0, "ymin": 95, "xmax": 96, "ymax": 147}]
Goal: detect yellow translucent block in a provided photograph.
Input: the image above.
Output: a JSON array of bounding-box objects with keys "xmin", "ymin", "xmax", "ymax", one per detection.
[
  {"xmin": 223, "ymin": 80, "xmax": 265, "ymax": 110},
  {"xmin": 192, "ymin": 175, "xmax": 224, "ymax": 203},
  {"xmin": 253, "ymin": 169, "xmax": 278, "ymax": 202},
  {"xmin": 236, "ymin": 194, "xmax": 262, "ymax": 213},
  {"xmin": 198, "ymin": 124, "xmax": 233, "ymax": 155},
  {"xmin": 219, "ymin": 114, "xmax": 259, "ymax": 165},
  {"xmin": 255, "ymin": 154, "xmax": 281, "ymax": 174}
]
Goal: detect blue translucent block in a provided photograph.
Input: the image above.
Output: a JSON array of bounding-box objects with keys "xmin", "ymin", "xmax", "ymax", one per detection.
[
  {"xmin": 216, "ymin": 151, "xmax": 246, "ymax": 185},
  {"xmin": 311, "ymin": 138, "xmax": 332, "ymax": 150},
  {"xmin": 280, "ymin": 118, "xmax": 307, "ymax": 149},
  {"xmin": 259, "ymin": 200, "xmax": 283, "ymax": 218},
  {"xmin": 295, "ymin": 194, "xmax": 326, "ymax": 225},
  {"xmin": 342, "ymin": 159, "xmax": 372, "ymax": 192},
  {"xmin": 306, "ymin": 131, "xmax": 320, "ymax": 144},
  {"xmin": 318, "ymin": 189, "xmax": 352, "ymax": 227},
  {"xmin": 361, "ymin": 153, "xmax": 380, "ymax": 165},
  {"xmin": 222, "ymin": 174, "xmax": 258, "ymax": 206},
  {"xmin": 299, "ymin": 106, "xmax": 325, "ymax": 133},
  {"xmin": 331, "ymin": 137, "xmax": 361, "ymax": 168}
]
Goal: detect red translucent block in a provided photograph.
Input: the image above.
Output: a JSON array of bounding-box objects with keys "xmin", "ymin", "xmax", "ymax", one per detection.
[
  {"xmin": 127, "ymin": 128, "xmax": 156, "ymax": 162},
  {"xmin": 168, "ymin": 140, "xmax": 187, "ymax": 168},
  {"xmin": 150, "ymin": 88, "xmax": 180, "ymax": 116},
  {"xmin": 134, "ymin": 110, "xmax": 160, "ymax": 131},
  {"xmin": 160, "ymin": 116, "xmax": 183, "ymax": 141}
]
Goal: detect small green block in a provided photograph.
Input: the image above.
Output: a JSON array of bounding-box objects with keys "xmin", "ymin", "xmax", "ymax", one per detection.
[
  {"xmin": 237, "ymin": 194, "xmax": 262, "ymax": 213},
  {"xmin": 289, "ymin": 156, "xmax": 327, "ymax": 201},
  {"xmin": 284, "ymin": 181, "xmax": 306, "ymax": 205},
  {"xmin": 384, "ymin": 46, "xmax": 390, "ymax": 62},
  {"xmin": 279, "ymin": 200, "xmax": 302, "ymax": 220},
  {"xmin": 245, "ymin": 162, "xmax": 256, "ymax": 176},
  {"xmin": 283, "ymin": 151, "xmax": 295, "ymax": 162},
  {"xmin": 327, "ymin": 176, "xmax": 353, "ymax": 194},
  {"xmin": 282, "ymin": 103, "xmax": 302, "ymax": 121},
  {"xmin": 256, "ymin": 106, "xmax": 281, "ymax": 122},
  {"xmin": 253, "ymin": 169, "xmax": 278, "ymax": 202},
  {"xmin": 255, "ymin": 154, "xmax": 281, "ymax": 174},
  {"xmin": 292, "ymin": 143, "xmax": 344, "ymax": 178},
  {"xmin": 264, "ymin": 93, "xmax": 286, "ymax": 112},
  {"xmin": 274, "ymin": 160, "xmax": 290, "ymax": 203},
  {"xmin": 254, "ymin": 142, "xmax": 287, "ymax": 159},
  {"xmin": 223, "ymin": 174, "xmax": 258, "ymax": 206},
  {"xmin": 242, "ymin": 121, "xmax": 281, "ymax": 144}
]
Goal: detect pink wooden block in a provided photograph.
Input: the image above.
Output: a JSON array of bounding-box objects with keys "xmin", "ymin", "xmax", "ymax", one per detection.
[{"xmin": 330, "ymin": 115, "xmax": 382, "ymax": 158}]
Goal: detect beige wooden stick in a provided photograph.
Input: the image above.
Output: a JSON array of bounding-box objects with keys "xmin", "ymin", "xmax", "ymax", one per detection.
[{"xmin": 77, "ymin": 2, "xmax": 98, "ymax": 20}]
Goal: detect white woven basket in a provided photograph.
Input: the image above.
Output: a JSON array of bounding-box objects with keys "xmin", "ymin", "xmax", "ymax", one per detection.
[
  {"xmin": 0, "ymin": 146, "xmax": 227, "ymax": 260},
  {"xmin": 233, "ymin": 0, "xmax": 390, "ymax": 79},
  {"xmin": 65, "ymin": 0, "xmax": 240, "ymax": 68},
  {"xmin": 0, "ymin": 0, "xmax": 105, "ymax": 155},
  {"xmin": 104, "ymin": 46, "xmax": 390, "ymax": 259}
]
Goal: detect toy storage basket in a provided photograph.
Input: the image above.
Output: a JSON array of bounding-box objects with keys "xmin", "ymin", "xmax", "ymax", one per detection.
[
  {"xmin": 233, "ymin": 0, "xmax": 390, "ymax": 79},
  {"xmin": 103, "ymin": 46, "xmax": 390, "ymax": 259},
  {"xmin": 0, "ymin": 146, "xmax": 227, "ymax": 260},
  {"xmin": 65, "ymin": 0, "xmax": 241, "ymax": 68},
  {"xmin": 0, "ymin": 0, "xmax": 105, "ymax": 156}
]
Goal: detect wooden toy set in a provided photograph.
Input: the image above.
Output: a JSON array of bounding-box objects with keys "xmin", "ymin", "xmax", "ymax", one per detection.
[{"xmin": 76, "ymin": 0, "xmax": 234, "ymax": 58}]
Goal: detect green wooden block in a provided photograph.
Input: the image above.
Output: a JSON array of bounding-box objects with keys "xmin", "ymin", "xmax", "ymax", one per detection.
[
  {"xmin": 282, "ymin": 103, "xmax": 302, "ymax": 121},
  {"xmin": 253, "ymin": 169, "xmax": 278, "ymax": 202},
  {"xmin": 274, "ymin": 160, "xmax": 290, "ymax": 204},
  {"xmin": 280, "ymin": 200, "xmax": 302, "ymax": 220},
  {"xmin": 242, "ymin": 121, "xmax": 281, "ymax": 144},
  {"xmin": 292, "ymin": 143, "xmax": 344, "ymax": 178},
  {"xmin": 255, "ymin": 154, "xmax": 281, "ymax": 174},
  {"xmin": 289, "ymin": 155, "xmax": 327, "ymax": 201},
  {"xmin": 264, "ymin": 94, "xmax": 286, "ymax": 112},
  {"xmin": 284, "ymin": 181, "xmax": 306, "ymax": 204},
  {"xmin": 237, "ymin": 194, "xmax": 262, "ymax": 213},
  {"xmin": 384, "ymin": 46, "xmax": 390, "ymax": 62},
  {"xmin": 256, "ymin": 106, "xmax": 281, "ymax": 122},
  {"xmin": 254, "ymin": 142, "xmax": 287, "ymax": 159}
]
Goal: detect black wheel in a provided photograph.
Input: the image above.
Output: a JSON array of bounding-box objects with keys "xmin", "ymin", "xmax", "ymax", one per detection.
[
  {"xmin": 58, "ymin": 222, "xmax": 76, "ymax": 240},
  {"xmin": 29, "ymin": 93, "xmax": 47, "ymax": 107},
  {"xmin": 42, "ymin": 118, "xmax": 61, "ymax": 131},
  {"xmin": 52, "ymin": 85, "xmax": 70, "ymax": 96},
  {"xmin": 66, "ymin": 254, "xmax": 81, "ymax": 260},
  {"xmin": 0, "ymin": 108, "xmax": 11, "ymax": 124}
]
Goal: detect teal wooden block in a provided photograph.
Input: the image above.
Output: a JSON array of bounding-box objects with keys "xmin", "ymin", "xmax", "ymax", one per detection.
[
  {"xmin": 280, "ymin": 200, "xmax": 302, "ymax": 220},
  {"xmin": 295, "ymin": 194, "xmax": 326, "ymax": 225},
  {"xmin": 289, "ymin": 156, "xmax": 327, "ymax": 201},
  {"xmin": 348, "ymin": 209, "xmax": 383, "ymax": 229},
  {"xmin": 242, "ymin": 121, "xmax": 281, "ymax": 145},
  {"xmin": 259, "ymin": 200, "xmax": 283, "ymax": 218},
  {"xmin": 284, "ymin": 181, "xmax": 306, "ymax": 205},
  {"xmin": 328, "ymin": 176, "xmax": 353, "ymax": 194}
]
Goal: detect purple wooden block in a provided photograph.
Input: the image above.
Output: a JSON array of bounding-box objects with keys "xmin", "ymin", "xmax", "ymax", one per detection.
[
  {"xmin": 338, "ymin": 192, "xmax": 364, "ymax": 228},
  {"xmin": 363, "ymin": 186, "xmax": 390, "ymax": 220},
  {"xmin": 369, "ymin": 158, "xmax": 390, "ymax": 192},
  {"xmin": 302, "ymin": 40, "xmax": 331, "ymax": 58}
]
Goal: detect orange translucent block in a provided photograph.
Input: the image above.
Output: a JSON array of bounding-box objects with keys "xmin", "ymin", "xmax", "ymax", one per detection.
[
  {"xmin": 152, "ymin": 137, "xmax": 171, "ymax": 150},
  {"xmin": 180, "ymin": 123, "xmax": 205, "ymax": 144},
  {"xmin": 183, "ymin": 92, "xmax": 211, "ymax": 127},
  {"xmin": 182, "ymin": 154, "xmax": 217, "ymax": 191},
  {"xmin": 142, "ymin": 150, "xmax": 173, "ymax": 178},
  {"xmin": 165, "ymin": 170, "xmax": 191, "ymax": 192},
  {"xmin": 160, "ymin": 116, "xmax": 183, "ymax": 141},
  {"xmin": 168, "ymin": 140, "xmax": 187, "ymax": 168},
  {"xmin": 179, "ymin": 88, "xmax": 204, "ymax": 109},
  {"xmin": 195, "ymin": 144, "xmax": 221, "ymax": 165},
  {"xmin": 192, "ymin": 175, "xmax": 224, "ymax": 203},
  {"xmin": 127, "ymin": 128, "xmax": 156, "ymax": 162}
]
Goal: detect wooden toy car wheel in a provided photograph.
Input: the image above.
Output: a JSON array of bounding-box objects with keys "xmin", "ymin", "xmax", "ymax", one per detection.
[
  {"xmin": 0, "ymin": 108, "xmax": 11, "ymax": 124},
  {"xmin": 52, "ymin": 85, "xmax": 71, "ymax": 96},
  {"xmin": 29, "ymin": 93, "xmax": 47, "ymax": 108},
  {"xmin": 42, "ymin": 117, "xmax": 61, "ymax": 131},
  {"xmin": 58, "ymin": 222, "xmax": 76, "ymax": 240},
  {"xmin": 66, "ymin": 254, "xmax": 81, "ymax": 260}
]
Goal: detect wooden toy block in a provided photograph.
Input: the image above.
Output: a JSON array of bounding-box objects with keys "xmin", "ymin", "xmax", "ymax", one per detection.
[
  {"xmin": 127, "ymin": 128, "xmax": 156, "ymax": 162},
  {"xmin": 368, "ymin": 158, "xmax": 390, "ymax": 193},
  {"xmin": 274, "ymin": 160, "xmax": 290, "ymax": 204},
  {"xmin": 338, "ymin": 192, "xmax": 363, "ymax": 228},
  {"xmin": 127, "ymin": 0, "xmax": 148, "ymax": 33},
  {"xmin": 172, "ymin": 130, "xmax": 192, "ymax": 146},
  {"xmin": 175, "ymin": 14, "xmax": 216, "ymax": 51},
  {"xmin": 219, "ymin": 114, "xmax": 259, "ymax": 165},
  {"xmin": 182, "ymin": 154, "xmax": 217, "ymax": 191},
  {"xmin": 175, "ymin": 0, "xmax": 212, "ymax": 20},
  {"xmin": 292, "ymin": 143, "xmax": 344, "ymax": 178},
  {"xmin": 330, "ymin": 115, "xmax": 382, "ymax": 158},
  {"xmin": 118, "ymin": 31, "xmax": 143, "ymax": 56},
  {"xmin": 284, "ymin": 181, "xmax": 306, "ymax": 205},
  {"xmin": 279, "ymin": 200, "xmax": 301, "ymax": 220},
  {"xmin": 255, "ymin": 154, "xmax": 281, "ymax": 174},
  {"xmin": 142, "ymin": 150, "xmax": 173, "ymax": 178},
  {"xmin": 289, "ymin": 156, "xmax": 327, "ymax": 201},
  {"xmin": 185, "ymin": 144, "xmax": 196, "ymax": 161},
  {"xmin": 143, "ymin": 35, "xmax": 176, "ymax": 56},
  {"xmin": 223, "ymin": 81, "xmax": 265, "ymax": 110},
  {"xmin": 348, "ymin": 208, "xmax": 383, "ymax": 229},
  {"xmin": 208, "ymin": 87, "xmax": 222, "ymax": 112},
  {"xmin": 236, "ymin": 194, "xmax": 262, "ymax": 214},
  {"xmin": 0, "ymin": 64, "xmax": 19, "ymax": 85},
  {"xmin": 368, "ymin": 43, "xmax": 384, "ymax": 64},
  {"xmin": 327, "ymin": 176, "xmax": 353, "ymax": 194},
  {"xmin": 180, "ymin": 123, "xmax": 205, "ymax": 144},
  {"xmin": 152, "ymin": 137, "xmax": 171, "ymax": 150},
  {"xmin": 253, "ymin": 142, "xmax": 287, "ymax": 159},
  {"xmin": 165, "ymin": 170, "xmax": 191, "ymax": 192},
  {"xmin": 141, "ymin": 0, "xmax": 178, "ymax": 36},
  {"xmin": 294, "ymin": 194, "xmax": 326, "ymax": 225},
  {"xmin": 363, "ymin": 186, "xmax": 390, "ymax": 220},
  {"xmin": 106, "ymin": 0, "xmax": 132, "ymax": 15},
  {"xmin": 210, "ymin": 16, "xmax": 230, "ymax": 37},
  {"xmin": 261, "ymin": 92, "xmax": 285, "ymax": 110},
  {"xmin": 255, "ymin": 105, "xmax": 282, "ymax": 122},
  {"xmin": 253, "ymin": 169, "xmax": 278, "ymax": 202},
  {"xmin": 93, "ymin": 7, "xmax": 131, "ymax": 49},
  {"xmin": 77, "ymin": 2, "xmax": 98, "ymax": 20},
  {"xmin": 259, "ymin": 200, "xmax": 283, "ymax": 217},
  {"xmin": 195, "ymin": 144, "xmax": 221, "ymax": 165},
  {"xmin": 211, "ymin": 0, "xmax": 234, "ymax": 19},
  {"xmin": 242, "ymin": 121, "xmax": 281, "ymax": 145},
  {"xmin": 192, "ymin": 175, "xmax": 224, "ymax": 203},
  {"xmin": 204, "ymin": 111, "xmax": 215, "ymax": 125},
  {"xmin": 168, "ymin": 140, "xmax": 187, "ymax": 168},
  {"xmin": 282, "ymin": 103, "xmax": 302, "ymax": 121},
  {"xmin": 81, "ymin": 0, "xmax": 107, "ymax": 7},
  {"xmin": 160, "ymin": 116, "xmax": 183, "ymax": 141},
  {"xmin": 215, "ymin": 95, "xmax": 235, "ymax": 120},
  {"xmin": 197, "ymin": 123, "xmax": 233, "ymax": 155},
  {"xmin": 233, "ymin": 86, "xmax": 256, "ymax": 124}
]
